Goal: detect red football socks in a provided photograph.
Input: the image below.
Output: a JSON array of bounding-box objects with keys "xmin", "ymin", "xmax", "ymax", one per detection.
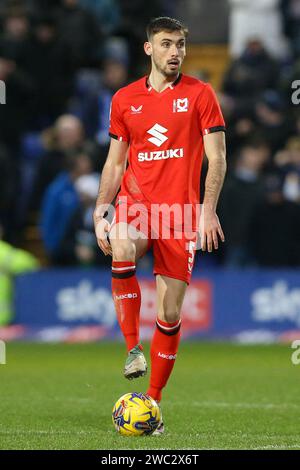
[
  {"xmin": 147, "ymin": 318, "xmax": 181, "ymax": 402},
  {"xmin": 112, "ymin": 261, "xmax": 142, "ymax": 352}
]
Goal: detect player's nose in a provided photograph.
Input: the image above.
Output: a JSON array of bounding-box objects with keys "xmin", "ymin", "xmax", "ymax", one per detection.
[{"xmin": 169, "ymin": 44, "xmax": 179, "ymax": 56}]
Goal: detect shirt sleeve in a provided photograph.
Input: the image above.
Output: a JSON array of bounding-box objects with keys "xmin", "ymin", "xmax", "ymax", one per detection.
[
  {"xmin": 108, "ymin": 91, "xmax": 130, "ymax": 142},
  {"xmin": 197, "ymin": 83, "xmax": 226, "ymax": 135}
]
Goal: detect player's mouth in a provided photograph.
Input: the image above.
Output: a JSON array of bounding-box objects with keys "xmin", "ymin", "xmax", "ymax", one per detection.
[{"xmin": 167, "ymin": 60, "xmax": 180, "ymax": 69}]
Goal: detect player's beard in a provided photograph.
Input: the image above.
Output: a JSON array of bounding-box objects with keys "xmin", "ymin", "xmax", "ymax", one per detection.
[{"xmin": 152, "ymin": 56, "xmax": 180, "ymax": 79}]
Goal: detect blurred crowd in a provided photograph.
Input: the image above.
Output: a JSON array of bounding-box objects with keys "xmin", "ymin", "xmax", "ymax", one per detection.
[
  {"xmin": 0, "ymin": 0, "xmax": 171, "ymax": 267},
  {"xmin": 0, "ymin": 0, "xmax": 300, "ymax": 269},
  {"xmin": 218, "ymin": 0, "xmax": 300, "ymax": 268}
]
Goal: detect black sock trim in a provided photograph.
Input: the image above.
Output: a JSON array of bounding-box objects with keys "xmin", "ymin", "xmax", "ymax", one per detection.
[
  {"xmin": 112, "ymin": 270, "xmax": 136, "ymax": 279},
  {"xmin": 156, "ymin": 321, "xmax": 181, "ymax": 336}
]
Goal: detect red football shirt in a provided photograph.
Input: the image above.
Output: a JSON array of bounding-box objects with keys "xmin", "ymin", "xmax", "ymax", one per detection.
[{"xmin": 109, "ymin": 73, "xmax": 225, "ymax": 230}]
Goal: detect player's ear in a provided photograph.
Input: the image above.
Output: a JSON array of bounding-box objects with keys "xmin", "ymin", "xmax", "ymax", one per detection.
[{"xmin": 144, "ymin": 41, "xmax": 152, "ymax": 57}]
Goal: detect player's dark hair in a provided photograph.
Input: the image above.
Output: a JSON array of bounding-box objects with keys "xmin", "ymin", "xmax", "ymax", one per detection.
[{"xmin": 146, "ymin": 17, "xmax": 188, "ymax": 40}]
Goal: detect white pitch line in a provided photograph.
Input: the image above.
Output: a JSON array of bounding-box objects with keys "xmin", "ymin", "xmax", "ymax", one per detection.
[
  {"xmin": 0, "ymin": 430, "xmax": 95, "ymax": 435},
  {"xmin": 189, "ymin": 401, "xmax": 300, "ymax": 410},
  {"xmin": 177, "ymin": 433, "xmax": 300, "ymax": 440},
  {"xmin": 252, "ymin": 444, "xmax": 300, "ymax": 450}
]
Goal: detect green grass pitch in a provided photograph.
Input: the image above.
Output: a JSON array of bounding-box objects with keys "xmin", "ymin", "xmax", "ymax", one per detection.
[{"xmin": 0, "ymin": 341, "xmax": 299, "ymax": 450}]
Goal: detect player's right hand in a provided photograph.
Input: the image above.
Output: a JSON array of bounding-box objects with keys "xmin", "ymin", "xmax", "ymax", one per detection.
[{"xmin": 94, "ymin": 215, "xmax": 112, "ymax": 256}]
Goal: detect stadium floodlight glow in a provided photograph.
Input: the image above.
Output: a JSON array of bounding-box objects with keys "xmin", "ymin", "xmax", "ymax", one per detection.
[{"xmin": 0, "ymin": 80, "xmax": 6, "ymax": 104}]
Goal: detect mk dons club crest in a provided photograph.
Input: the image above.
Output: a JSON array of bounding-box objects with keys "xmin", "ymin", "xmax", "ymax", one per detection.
[{"xmin": 173, "ymin": 98, "xmax": 188, "ymax": 113}]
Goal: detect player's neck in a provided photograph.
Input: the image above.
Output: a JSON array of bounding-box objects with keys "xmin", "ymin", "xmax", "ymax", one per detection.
[{"xmin": 148, "ymin": 70, "xmax": 179, "ymax": 93}]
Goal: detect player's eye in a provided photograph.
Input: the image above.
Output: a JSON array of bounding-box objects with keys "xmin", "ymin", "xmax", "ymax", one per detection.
[{"xmin": 162, "ymin": 42, "xmax": 171, "ymax": 48}]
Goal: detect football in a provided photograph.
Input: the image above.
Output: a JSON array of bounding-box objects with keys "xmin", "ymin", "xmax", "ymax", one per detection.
[{"xmin": 112, "ymin": 392, "xmax": 161, "ymax": 436}]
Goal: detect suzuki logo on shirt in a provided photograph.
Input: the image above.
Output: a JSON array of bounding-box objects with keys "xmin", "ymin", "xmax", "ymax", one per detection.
[
  {"xmin": 173, "ymin": 98, "xmax": 188, "ymax": 113},
  {"xmin": 147, "ymin": 123, "xmax": 168, "ymax": 147}
]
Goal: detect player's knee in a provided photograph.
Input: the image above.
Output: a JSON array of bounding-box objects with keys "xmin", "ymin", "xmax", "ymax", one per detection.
[
  {"xmin": 159, "ymin": 311, "xmax": 181, "ymax": 324},
  {"xmin": 112, "ymin": 243, "xmax": 136, "ymax": 261}
]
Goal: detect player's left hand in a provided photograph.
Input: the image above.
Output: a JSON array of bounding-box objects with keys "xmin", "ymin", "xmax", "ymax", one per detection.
[{"xmin": 199, "ymin": 206, "xmax": 225, "ymax": 252}]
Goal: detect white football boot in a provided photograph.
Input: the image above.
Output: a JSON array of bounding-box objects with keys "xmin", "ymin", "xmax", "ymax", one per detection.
[
  {"xmin": 152, "ymin": 405, "xmax": 164, "ymax": 435},
  {"xmin": 124, "ymin": 344, "xmax": 147, "ymax": 380}
]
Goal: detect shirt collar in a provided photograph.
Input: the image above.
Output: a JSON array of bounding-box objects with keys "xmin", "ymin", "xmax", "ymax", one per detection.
[{"xmin": 145, "ymin": 73, "xmax": 182, "ymax": 90}]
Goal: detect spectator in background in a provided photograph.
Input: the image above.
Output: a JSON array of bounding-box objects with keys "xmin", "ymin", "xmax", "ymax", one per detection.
[
  {"xmin": 115, "ymin": 0, "xmax": 163, "ymax": 76},
  {"xmin": 71, "ymin": 52, "xmax": 129, "ymax": 148},
  {"xmin": 55, "ymin": 0, "xmax": 102, "ymax": 67},
  {"xmin": 274, "ymin": 136, "xmax": 300, "ymax": 203},
  {"xmin": 57, "ymin": 173, "xmax": 111, "ymax": 266},
  {"xmin": 293, "ymin": 112, "xmax": 300, "ymax": 140},
  {"xmin": 78, "ymin": 0, "xmax": 120, "ymax": 35},
  {"xmin": 255, "ymin": 90, "xmax": 293, "ymax": 153},
  {"xmin": 222, "ymin": 39, "xmax": 279, "ymax": 116},
  {"xmin": 248, "ymin": 173, "xmax": 300, "ymax": 266},
  {"xmin": 0, "ymin": 4, "xmax": 30, "ymax": 64},
  {"xmin": 95, "ymin": 57, "xmax": 128, "ymax": 146},
  {"xmin": 219, "ymin": 140, "xmax": 270, "ymax": 266},
  {"xmin": 0, "ymin": 48, "xmax": 35, "ymax": 153},
  {"xmin": 30, "ymin": 115, "xmax": 86, "ymax": 211},
  {"xmin": 23, "ymin": 14, "xmax": 74, "ymax": 128},
  {"xmin": 228, "ymin": 0, "xmax": 290, "ymax": 59},
  {"xmin": 281, "ymin": 0, "xmax": 300, "ymax": 57},
  {"xmin": 222, "ymin": 107, "xmax": 258, "ymax": 160},
  {"xmin": 40, "ymin": 149, "xmax": 93, "ymax": 264}
]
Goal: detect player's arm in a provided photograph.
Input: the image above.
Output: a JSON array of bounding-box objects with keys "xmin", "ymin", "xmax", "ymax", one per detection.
[
  {"xmin": 201, "ymin": 131, "xmax": 226, "ymax": 252},
  {"xmin": 93, "ymin": 138, "xmax": 128, "ymax": 255}
]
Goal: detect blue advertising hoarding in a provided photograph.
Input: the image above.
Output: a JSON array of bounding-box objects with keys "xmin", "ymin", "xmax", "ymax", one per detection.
[{"xmin": 0, "ymin": 268, "xmax": 299, "ymax": 343}]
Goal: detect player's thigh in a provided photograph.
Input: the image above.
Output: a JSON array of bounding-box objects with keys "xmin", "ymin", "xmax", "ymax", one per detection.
[
  {"xmin": 156, "ymin": 274, "xmax": 187, "ymax": 323},
  {"xmin": 153, "ymin": 233, "xmax": 197, "ymax": 284},
  {"xmin": 109, "ymin": 222, "xmax": 149, "ymax": 262}
]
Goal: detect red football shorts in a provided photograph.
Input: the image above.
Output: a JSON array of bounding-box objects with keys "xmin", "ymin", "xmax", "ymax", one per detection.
[{"xmin": 110, "ymin": 197, "xmax": 197, "ymax": 284}]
